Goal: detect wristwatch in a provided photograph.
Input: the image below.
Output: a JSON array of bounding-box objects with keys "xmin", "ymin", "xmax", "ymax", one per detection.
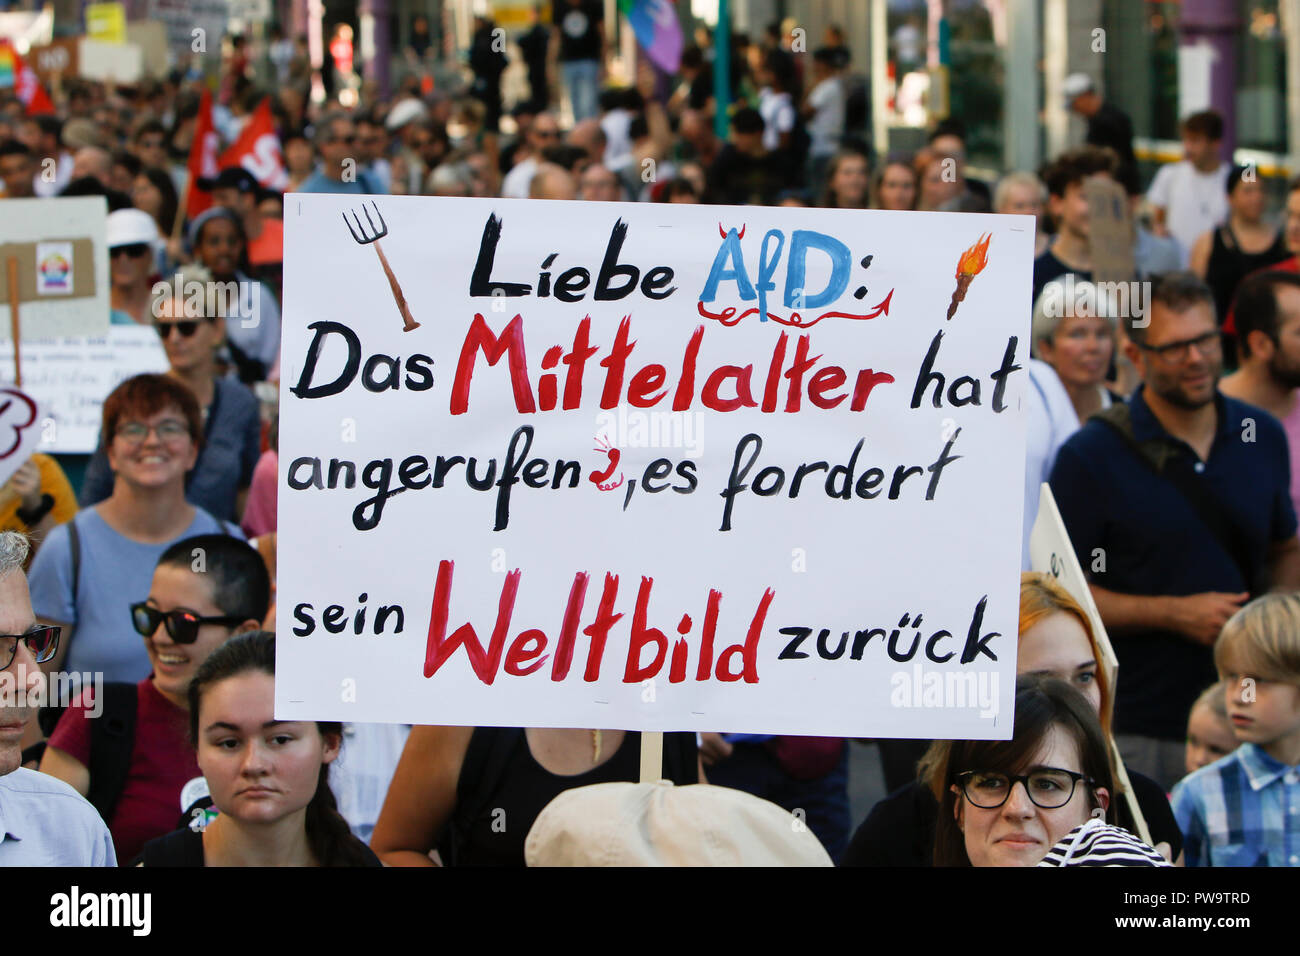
[{"xmin": 16, "ymin": 493, "xmax": 54, "ymax": 527}]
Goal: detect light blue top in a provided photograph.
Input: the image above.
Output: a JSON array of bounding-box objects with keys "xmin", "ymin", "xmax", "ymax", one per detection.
[
  {"xmin": 0, "ymin": 768, "xmax": 116, "ymax": 866},
  {"xmin": 28, "ymin": 506, "xmax": 241, "ymax": 682}
]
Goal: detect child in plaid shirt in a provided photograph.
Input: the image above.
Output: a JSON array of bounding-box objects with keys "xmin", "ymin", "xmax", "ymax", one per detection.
[{"xmin": 1171, "ymin": 594, "xmax": 1300, "ymax": 866}]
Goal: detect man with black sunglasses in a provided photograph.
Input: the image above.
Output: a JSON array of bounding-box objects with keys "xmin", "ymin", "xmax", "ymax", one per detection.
[
  {"xmin": 1050, "ymin": 272, "xmax": 1300, "ymax": 790},
  {"xmin": 0, "ymin": 532, "xmax": 115, "ymax": 865},
  {"xmin": 39, "ymin": 533, "xmax": 267, "ymax": 863}
]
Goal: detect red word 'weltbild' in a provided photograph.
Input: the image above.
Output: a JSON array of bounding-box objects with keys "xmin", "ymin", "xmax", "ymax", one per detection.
[{"xmin": 424, "ymin": 559, "xmax": 774, "ymax": 686}]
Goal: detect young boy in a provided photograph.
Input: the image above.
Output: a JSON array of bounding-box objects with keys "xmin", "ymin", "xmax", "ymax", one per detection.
[
  {"xmin": 1171, "ymin": 593, "xmax": 1300, "ymax": 866},
  {"xmin": 38, "ymin": 534, "xmax": 268, "ymax": 864}
]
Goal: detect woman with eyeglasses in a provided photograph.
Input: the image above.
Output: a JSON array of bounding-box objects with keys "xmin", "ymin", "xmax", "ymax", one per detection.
[
  {"xmin": 842, "ymin": 573, "xmax": 1183, "ymax": 866},
  {"xmin": 78, "ymin": 265, "xmax": 263, "ymax": 524},
  {"xmin": 28, "ymin": 375, "xmax": 245, "ymax": 690},
  {"xmin": 107, "ymin": 209, "xmax": 162, "ymax": 326},
  {"xmin": 138, "ymin": 631, "xmax": 381, "ymax": 866},
  {"xmin": 39, "ymin": 534, "xmax": 268, "ymax": 864},
  {"xmin": 931, "ymin": 675, "xmax": 1168, "ymax": 867}
]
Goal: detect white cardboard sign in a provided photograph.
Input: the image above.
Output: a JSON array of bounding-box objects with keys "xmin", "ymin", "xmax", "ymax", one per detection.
[
  {"xmin": 276, "ymin": 197, "xmax": 1033, "ymax": 737},
  {"xmin": 0, "ymin": 326, "xmax": 169, "ymax": 453},
  {"xmin": 0, "ymin": 387, "xmax": 44, "ymax": 489}
]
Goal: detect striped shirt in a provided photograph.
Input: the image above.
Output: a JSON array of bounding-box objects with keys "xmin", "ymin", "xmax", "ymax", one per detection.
[
  {"xmin": 1038, "ymin": 819, "xmax": 1171, "ymax": 867},
  {"xmin": 1171, "ymin": 743, "xmax": 1300, "ymax": 867}
]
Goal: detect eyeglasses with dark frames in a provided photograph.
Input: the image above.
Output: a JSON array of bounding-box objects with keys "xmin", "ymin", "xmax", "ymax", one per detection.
[
  {"xmin": 0, "ymin": 626, "xmax": 60, "ymax": 669},
  {"xmin": 1134, "ymin": 330, "xmax": 1221, "ymax": 363},
  {"xmin": 956, "ymin": 767, "xmax": 1096, "ymax": 810}
]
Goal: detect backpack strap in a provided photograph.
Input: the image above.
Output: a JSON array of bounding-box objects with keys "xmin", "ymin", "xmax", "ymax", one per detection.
[
  {"xmin": 1092, "ymin": 403, "xmax": 1262, "ymax": 594},
  {"xmin": 85, "ymin": 682, "xmax": 139, "ymax": 825},
  {"xmin": 68, "ymin": 517, "xmax": 80, "ymax": 600},
  {"xmin": 439, "ymin": 727, "xmax": 522, "ymax": 866}
]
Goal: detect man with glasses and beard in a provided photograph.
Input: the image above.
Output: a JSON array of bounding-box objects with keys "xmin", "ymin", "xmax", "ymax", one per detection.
[
  {"xmin": 1221, "ymin": 272, "xmax": 1300, "ymax": 518},
  {"xmin": 0, "ymin": 532, "xmax": 115, "ymax": 865},
  {"xmin": 1050, "ymin": 272, "xmax": 1300, "ymax": 791}
]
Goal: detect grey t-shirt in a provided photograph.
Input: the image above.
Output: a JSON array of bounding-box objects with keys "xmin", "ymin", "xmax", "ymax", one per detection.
[{"xmin": 28, "ymin": 506, "xmax": 243, "ymax": 682}]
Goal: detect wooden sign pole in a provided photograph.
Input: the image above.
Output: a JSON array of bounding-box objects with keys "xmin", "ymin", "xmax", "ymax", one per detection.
[
  {"xmin": 639, "ymin": 731, "xmax": 664, "ymax": 783},
  {"xmin": 6, "ymin": 256, "xmax": 20, "ymax": 387}
]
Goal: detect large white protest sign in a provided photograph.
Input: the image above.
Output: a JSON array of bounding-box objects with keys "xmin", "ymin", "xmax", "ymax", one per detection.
[
  {"xmin": 0, "ymin": 326, "xmax": 169, "ymax": 452},
  {"xmin": 0, "ymin": 386, "xmax": 44, "ymax": 488},
  {"xmin": 277, "ymin": 197, "xmax": 1033, "ymax": 737}
]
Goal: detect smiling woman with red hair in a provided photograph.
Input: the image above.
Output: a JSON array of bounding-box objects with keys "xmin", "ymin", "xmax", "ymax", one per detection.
[{"xmin": 27, "ymin": 374, "xmax": 242, "ymax": 687}]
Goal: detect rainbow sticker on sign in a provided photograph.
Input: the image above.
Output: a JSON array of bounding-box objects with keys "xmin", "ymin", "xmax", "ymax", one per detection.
[{"xmin": 36, "ymin": 241, "xmax": 74, "ymax": 295}]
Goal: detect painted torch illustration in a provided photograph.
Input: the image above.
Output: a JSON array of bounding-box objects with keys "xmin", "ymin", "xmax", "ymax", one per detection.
[
  {"xmin": 344, "ymin": 201, "xmax": 420, "ymax": 332},
  {"xmin": 946, "ymin": 232, "xmax": 992, "ymax": 320}
]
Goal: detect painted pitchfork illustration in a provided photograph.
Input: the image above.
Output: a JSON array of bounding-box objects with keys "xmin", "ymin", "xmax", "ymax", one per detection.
[{"xmin": 343, "ymin": 201, "xmax": 420, "ymax": 332}]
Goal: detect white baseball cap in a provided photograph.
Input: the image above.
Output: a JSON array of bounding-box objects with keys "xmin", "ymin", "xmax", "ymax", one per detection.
[
  {"xmin": 106, "ymin": 208, "xmax": 160, "ymax": 248},
  {"xmin": 1063, "ymin": 73, "xmax": 1096, "ymax": 106}
]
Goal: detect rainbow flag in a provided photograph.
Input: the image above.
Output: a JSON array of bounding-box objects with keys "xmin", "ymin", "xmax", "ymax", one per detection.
[
  {"xmin": 618, "ymin": 0, "xmax": 683, "ymax": 74},
  {"xmin": 0, "ymin": 41, "xmax": 55, "ymax": 115}
]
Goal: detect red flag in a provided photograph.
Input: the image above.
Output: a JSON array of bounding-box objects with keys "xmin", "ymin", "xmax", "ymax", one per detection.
[
  {"xmin": 218, "ymin": 98, "xmax": 288, "ymax": 191},
  {"xmin": 184, "ymin": 89, "xmax": 220, "ymax": 220},
  {"xmin": 0, "ymin": 41, "xmax": 55, "ymax": 115}
]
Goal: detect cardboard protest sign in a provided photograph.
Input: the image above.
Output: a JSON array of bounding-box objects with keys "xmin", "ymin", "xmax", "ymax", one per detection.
[
  {"xmin": 1084, "ymin": 176, "xmax": 1135, "ymax": 286},
  {"xmin": 0, "ymin": 197, "xmax": 108, "ymax": 341},
  {"xmin": 1028, "ymin": 483, "xmax": 1117, "ymax": 686},
  {"xmin": 276, "ymin": 197, "xmax": 1033, "ymax": 737},
  {"xmin": 77, "ymin": 39, "xmax": 143, "ymax": 84},
  {"xmin": 0, "ymin": 387, "xmax": 43, "ymax": 489},
  {"xmin": 0, "ymin": 327, "xmax": 169, "ymax": 453},
  {"xmin": 1028, "ymin": 482, "xmax": 1150, "ymax": 843}
]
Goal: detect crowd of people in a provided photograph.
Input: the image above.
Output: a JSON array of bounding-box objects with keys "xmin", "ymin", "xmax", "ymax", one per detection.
[{"xmin": 1, "ymin": 10, "xmax": 1298, "ymax": 868}]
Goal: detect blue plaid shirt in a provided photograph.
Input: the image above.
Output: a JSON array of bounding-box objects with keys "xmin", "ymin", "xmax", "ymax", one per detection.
[{"xmin": 1171, "ymin": 743, "xmax": 1300, "ymax": 867}]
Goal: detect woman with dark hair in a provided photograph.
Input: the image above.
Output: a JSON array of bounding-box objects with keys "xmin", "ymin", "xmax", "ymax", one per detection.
[
  {"xmin": 820, "ymin": 149, "xmax": 869, "ymax": 209},
  {"xmin": 187, "ymin": 207, "xmax": 282, "ymax": 382},
  {"xmin": 133, "ymin": 168, "xmax": 179, "ymax": 242},
  {"xmin": 1190, "ymin": 164, "xmax": 1291, "ymax": 323},
  {"xmin": 138, "ymin": 631, "xmax": 380, "ymax": 866},
  {"xmin": 932, "ymin": 675, "xmax": 1116, "ymax": 866}
]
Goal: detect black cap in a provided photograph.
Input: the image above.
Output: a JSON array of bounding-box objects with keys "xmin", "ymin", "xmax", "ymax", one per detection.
[{"xmin": 196, "ymin": 166, "xmax": 261, "ymax": 195}]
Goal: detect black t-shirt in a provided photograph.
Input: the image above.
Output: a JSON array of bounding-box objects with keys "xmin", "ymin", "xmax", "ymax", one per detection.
[
  {"xmin": 1032, "ymin": 247, "xmax": 1092, "ymax": 305},
  {"xmin": 137, "ymin": 825, "xmax": 383, "ymax": 867},
  {"xmin": 553, "ymin": 0, "xmax": 603, "ymax": 62},
  {"xmin": 840, "ymin": 771, "xmax": 1183, "ymax": 866},
  {"xmin": 447, "ymin": 729, "xmax": 699, "ymax": 867}
]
